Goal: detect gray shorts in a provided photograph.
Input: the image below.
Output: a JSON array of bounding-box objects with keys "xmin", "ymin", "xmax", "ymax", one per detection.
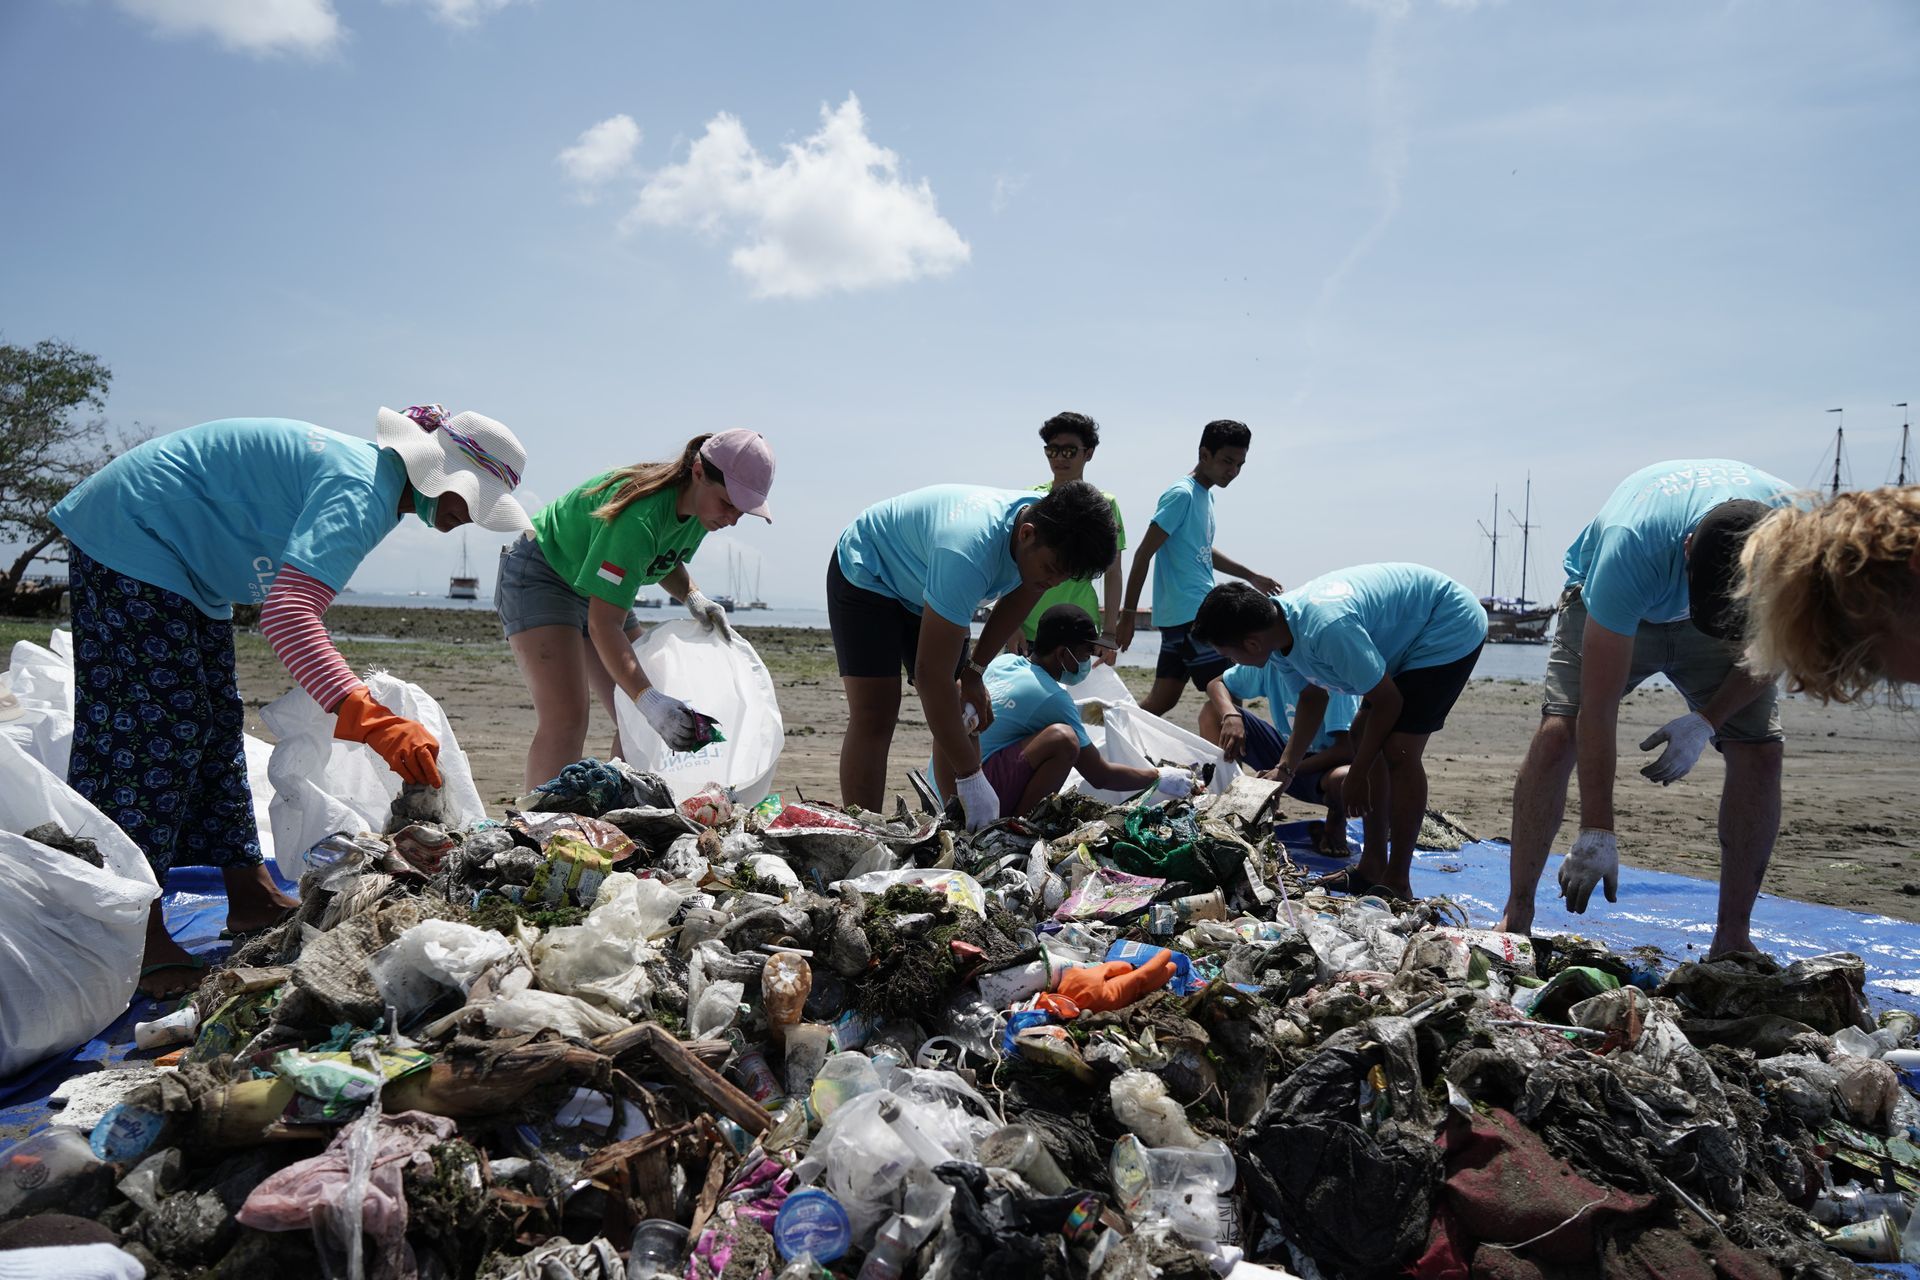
[
  {"xmin": 495, "ymin": 534, "xmax": 643, "ymax": 639},
  {"xmin": 1542, "ymin": 584, "xmax": 1783, "ymax": 744}
]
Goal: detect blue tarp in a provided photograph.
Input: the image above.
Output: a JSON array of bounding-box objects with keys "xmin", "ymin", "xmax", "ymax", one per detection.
[{"xmin": 1278, "ymin": 819, "xmax": 1920, "ymax": 1016}]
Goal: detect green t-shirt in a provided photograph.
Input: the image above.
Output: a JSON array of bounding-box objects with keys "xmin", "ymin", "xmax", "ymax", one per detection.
[
  {"xmin": 532, "ymin": 476, "xmax": 708, "ymax": 609},
  {"xmin": 1021, "ymin": 483, "xmax": 1128, "ymax": 641}
]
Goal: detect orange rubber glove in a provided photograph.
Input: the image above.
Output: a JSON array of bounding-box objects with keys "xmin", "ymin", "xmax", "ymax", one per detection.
[
  {"xmin": 333, "ymin": 687, "xmax": 443, "ymax": 788},
  {"xmin": 1034, "ymin": 950, "xmax": 1176, "ymax": 1018}
]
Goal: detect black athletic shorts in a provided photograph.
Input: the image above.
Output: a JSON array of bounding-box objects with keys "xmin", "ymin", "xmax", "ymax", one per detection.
[
  {"xmin": 1154, "ymin": 621, "xmax": 1231, "ymax": 690},
  {"xmin": 1370, "ymin": 642, "xmax": 1484, "ymax": 735},
  {"xmin": 826, "ymin": 551, "xmax": 925, "ymax": 679}
]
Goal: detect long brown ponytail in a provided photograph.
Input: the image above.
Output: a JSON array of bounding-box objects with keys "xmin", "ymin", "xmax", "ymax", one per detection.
[{"xmin": 584, "ymin": 435, "xmax": 713, "ymax": 522}]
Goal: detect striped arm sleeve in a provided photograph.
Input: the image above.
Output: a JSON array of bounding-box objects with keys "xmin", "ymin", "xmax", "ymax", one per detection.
[{"xmin": 259, "ymin": 565, "xmax": 363, "ymax": 712}]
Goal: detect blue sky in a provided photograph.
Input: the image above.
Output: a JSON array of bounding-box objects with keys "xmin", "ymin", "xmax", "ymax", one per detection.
[{"xmin": 3, "ymin": 0, "xmax": 1915, "ymax": 606}]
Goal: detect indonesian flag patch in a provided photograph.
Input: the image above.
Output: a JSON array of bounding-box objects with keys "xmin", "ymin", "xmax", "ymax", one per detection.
[{"xmin": 597, "ymin": 561, "xmax": 626, "ymax": 586}]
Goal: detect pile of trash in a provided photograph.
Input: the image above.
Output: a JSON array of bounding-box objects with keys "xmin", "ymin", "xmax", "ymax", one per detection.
[{"xmin": 5, "ymin": 758, "xmax": 1920, "ymax": 1279}]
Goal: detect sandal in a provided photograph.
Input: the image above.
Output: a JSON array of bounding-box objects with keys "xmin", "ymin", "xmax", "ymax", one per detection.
[
  {"xmin": 137, "ymin": 955, "xmax": 209, "ymax": 999},
  {"xmin": 1309, "ymin": 867, "xmax": 1402, "ymax": 900},
  {"xmin": 219, "ymin": 905, "xmax": 298, "ymax": 941}
]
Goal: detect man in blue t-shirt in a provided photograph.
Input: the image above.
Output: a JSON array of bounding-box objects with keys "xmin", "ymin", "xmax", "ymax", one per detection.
[
  {"xmin": 1193, "ymin": 566, "xmax": 1488, "ymax": 900},
  {"xmin": 828, "ymin": 483, "xmax": 1118, "ymax": 829},
  {"xmin": 1500, "ymin": 459, "xmax": 1797, "ymax": 958},
  {"xmin": 1198, "ymin": 659, "xmax": 1367, "ymax": 856},
  {"xmin": 931, "ymin": 606, "xmax": 1194, "ymax": 816},
  {"xmin": 1116, "ymin": 420, "xmax": 1282, "ymax": 717}
]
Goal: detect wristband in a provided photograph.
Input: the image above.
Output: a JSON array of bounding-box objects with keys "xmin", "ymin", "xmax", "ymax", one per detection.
[
  {"xmin": 964, "ymin": 658, "xmax": 987, "ymax": 677},
  {"xmin": 1221, "ymin": 711, "xmax": 1243, "ymax": 721}
]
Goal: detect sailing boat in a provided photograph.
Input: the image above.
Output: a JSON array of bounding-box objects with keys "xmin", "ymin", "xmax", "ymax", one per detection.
[
  {"xmin": 746, "ymin": 557, "xmax": 769, "ymax": 610},
  {"xmin": 712, "ymin": 546, "xmax": 739, "ymax": 612},
  {"xmin": 1478, "ymin": 476, "xmax": 1555, "ymax": 644},
  {"xmin": 447, "ymin": 531, "xmax": 479, "ymax": 601}
]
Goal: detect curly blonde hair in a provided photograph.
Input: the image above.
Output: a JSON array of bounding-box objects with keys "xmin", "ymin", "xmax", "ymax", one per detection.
[{"xmin": 1737, "ymin": 486, "xmax": 1920, "ymax": 702}]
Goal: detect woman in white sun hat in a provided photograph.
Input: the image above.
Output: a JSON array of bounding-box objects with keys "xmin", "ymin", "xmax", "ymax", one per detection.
[
  {"xmin": 49, "ymin": 403, "xmax": 530, "ymax": 997},
  {"xmin": 498, "ymin": 429, "xmax": 775, "ymax": 789}
]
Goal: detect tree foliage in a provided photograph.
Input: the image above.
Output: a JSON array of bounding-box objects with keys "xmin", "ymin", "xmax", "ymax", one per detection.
[{"xmin": 0, "ymin": 338, "xmax": 119, "ymax": 599}]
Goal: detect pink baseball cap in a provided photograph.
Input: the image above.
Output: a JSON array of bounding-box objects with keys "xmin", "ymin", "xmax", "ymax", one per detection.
[{"xmin": 701, "ymin": 429, "xmax": 775, "ymax": 521}]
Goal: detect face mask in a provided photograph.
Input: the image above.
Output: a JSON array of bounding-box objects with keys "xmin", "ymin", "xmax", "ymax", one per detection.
[
  {"xmin": 412, "ymin": 488, "xmax": 439, "ymax": 526},
  {"xmin": 1059, "ymin": 652, "xmax": 1094, "ymax": 686}
]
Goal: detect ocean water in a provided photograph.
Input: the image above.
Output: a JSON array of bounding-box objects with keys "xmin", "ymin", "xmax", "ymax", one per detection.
[{"xmin": 336, "ymin": 593, "xmax": 1562, "ymax": 682}]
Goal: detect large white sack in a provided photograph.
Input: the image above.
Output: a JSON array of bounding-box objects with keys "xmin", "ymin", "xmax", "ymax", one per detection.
[
  {"xmin": 1, "ymin": 632, "xmax": 76, "ymax": 778},
  {"xmin": 614, "ymin": 621, "xmax": 783, "ymax": 806},
  {"xmin": 0, "ymin": 733, "xmax": 159, "ymax": 1075},
  {"xmin": 261, "ymin": 671, "xmax": 485, "ymax": 881},
  {"xmin": 1067, "ymin": 702, "xmax": 1237, "ymax": 804},
  {"xmin": 0, "ymin": 628, "xmax": 277, "ymax": 870}
]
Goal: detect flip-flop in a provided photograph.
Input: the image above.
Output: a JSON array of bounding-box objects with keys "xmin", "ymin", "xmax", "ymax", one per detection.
[
  {"xmin": 219, "ymin": 905, "xmax": 298, "ymax": 941},
  {"xmin": 137, "ymin": 955, "xmax": 209, "ymax": 998},
  {"xmin": 1310, "ymin": 867, "xmax": 1399, "ymax": 900}
]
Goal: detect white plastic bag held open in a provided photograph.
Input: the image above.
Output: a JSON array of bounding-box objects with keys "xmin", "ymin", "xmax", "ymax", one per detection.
[
  {"xmin": 614, "ymin": 620, "xmax": 783, "ymax": 806},
  {"xmin": 0, "ymin": 733, "xmax": 159, "ymax": 1075},
  {"xmin": 261, "ymin": 671, "xmax": 485, "ymax": 881}
]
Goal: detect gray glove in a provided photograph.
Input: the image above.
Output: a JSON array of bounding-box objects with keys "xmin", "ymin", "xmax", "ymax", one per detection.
[
  {"xmin": 1639, "ymin": 712, "xmax": 1712, "ymax": 785},
  {"xmin": 639, "ymin": 688, "xmax": 705, "ymax": 752},
  {"xmin": 953, "ymin": 770, "xmax": 1000, "ymax": 832},
  {"xmin": 1557, "ymin": 828, "xmax": 1619, "ymax": 913},
  {"xmin": 685, "ymin": 590, "xmax": 734, "ymax": 640}
]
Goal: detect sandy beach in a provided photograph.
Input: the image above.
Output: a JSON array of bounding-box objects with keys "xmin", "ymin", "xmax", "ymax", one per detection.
[{"xmin": 9, "ymin": 608, "xmax": 1916, "ymax": 922}]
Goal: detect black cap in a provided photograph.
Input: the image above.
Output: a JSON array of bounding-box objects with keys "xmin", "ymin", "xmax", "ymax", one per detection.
[
  {"xmin": 1686, "ymin": 499, "xmax": 1775, "ymax": 640},
  {"xmin": 1032, "ymin": 604, "xmax": 1111, "ymax": 653}
]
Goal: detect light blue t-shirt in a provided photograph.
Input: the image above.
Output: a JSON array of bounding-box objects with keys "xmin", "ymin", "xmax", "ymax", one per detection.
[
  {"xmin": 51, "ymin": 419, "xmax": 408, "ymax": 619},
  {"xmin": 836, "ymin": 485, "xmax": 1042, "ymax": 627},
  {"xmin": 1272, "ymin": 564, "xmax": 1489, "ymax": 696},
  {"xmin": 978, "ymin": 654, "xmax": 1092, "ymax": 761},
  {"xmin": 1148, "ymin": 476, "xmax": 1215, "ymax": 628},
  {"xmin": 1562, "ymin": 459, "xmax": 1796, "ymax": 636},
  {"xmin": 1222, "ymin": 659, "xmax": 1358, "ymax": 752}
]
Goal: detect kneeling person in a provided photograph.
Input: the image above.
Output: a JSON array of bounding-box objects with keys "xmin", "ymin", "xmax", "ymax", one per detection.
[
  {"xmin": 1194, "ymin": 566, "xmax": 1488, "ymax": 899},
  {"xmin": 1199, "ymin": 660, "xmax": 1365, "ymax": 855},
  {"xmin": 935, "ymin": 606, "xmax": 1194, "ymax": 817}
]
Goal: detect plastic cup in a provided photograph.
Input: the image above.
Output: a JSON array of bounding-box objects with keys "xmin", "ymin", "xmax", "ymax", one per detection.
[
  {"xmin": 978, "ymin": 1124, "xmax": 1070, "ymax": 1194},
  {"xmin": 627, "ymin": 1219, "xmax": 690, "ymax": 1280}
]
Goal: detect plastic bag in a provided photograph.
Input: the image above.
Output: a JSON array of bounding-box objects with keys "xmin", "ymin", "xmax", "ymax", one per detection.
[
  {"xmin": 367, "ymin": 919, "xmax": 516, "ymax": 1021},
  {"xmin": 0, "ymin": 733, "xmax": 160, "ymax": 1075},
  {"xmin": 261, "ymin": 671, "xmax": 485, "ymax": 881},
  {"xmin": 1069, "ymin": 702, "xmax": 1236, "ymax": 803},
  {"xmin": 613, "ymin": 621, "xmax": 784, "ymax": 807},
  {"xmin": 1, "ymin": 633, "xmax": 75, "ymax": 777},
  {"xmin": 532, "ymin": 872, "xmax": 681, "ymax": 1015}
]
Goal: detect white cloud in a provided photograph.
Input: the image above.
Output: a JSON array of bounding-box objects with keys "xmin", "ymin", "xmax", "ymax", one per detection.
[
  {"xmin": 558, "ymin": 115, "xmax": 642, "ymax": 199},
  {"xmin": 115, "ymin": 0, "xmax": 342, "ymax": 56},
  {"xmin": 388, "ymin": 0, "xmax": 526, "ymax": 27},
  {"xmin": 990, "ymin": 172, "xmax": 1027, "ymax": 215},
  {"xmin": 628, "ymin": 94, "xmax": 970, "ymax": 299}
]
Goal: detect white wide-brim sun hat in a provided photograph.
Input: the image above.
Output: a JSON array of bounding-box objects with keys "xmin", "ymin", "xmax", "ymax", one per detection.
[{"xmin": 375, "ymin": 406, "xmax": 532, "ymax": 534}]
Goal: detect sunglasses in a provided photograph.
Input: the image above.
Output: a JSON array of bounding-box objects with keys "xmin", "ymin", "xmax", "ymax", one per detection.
[{"xmin": 1043, "ymin": 444, "xmax": 1082, "ymax": 460}]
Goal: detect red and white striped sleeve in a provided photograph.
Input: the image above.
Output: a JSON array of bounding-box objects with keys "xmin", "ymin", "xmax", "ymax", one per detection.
[{"xmin": 259, "ymin": 566, "xmax": 363, "ymax": 712}]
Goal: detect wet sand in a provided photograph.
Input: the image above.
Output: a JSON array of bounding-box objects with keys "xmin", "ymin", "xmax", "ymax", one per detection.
[{"xmin": 12, "ymin": 610, "xmax": 1916, "ymax": 922}]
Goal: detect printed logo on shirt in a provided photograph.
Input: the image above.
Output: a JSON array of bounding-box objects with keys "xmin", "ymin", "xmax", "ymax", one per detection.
[
  {"xmin": 597, "ymin": 561, "xmax": 626, "ymax": 586},
  {"xmin": 1308, "ymin": 580, "xmax": 1354, "ymax": 604},
  {"xmin": 645, "ymin": 550, "xmax": 687, "ymax": 577}
]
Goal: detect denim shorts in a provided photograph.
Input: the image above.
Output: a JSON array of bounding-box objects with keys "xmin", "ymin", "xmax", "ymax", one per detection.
[
  {"xmin": 1542, "ymin": 584, "xmax": 1782, "ymax": 744},
  {"xmin": 496, "ymin": 534, "xmax": 642, "ymax": 638}
]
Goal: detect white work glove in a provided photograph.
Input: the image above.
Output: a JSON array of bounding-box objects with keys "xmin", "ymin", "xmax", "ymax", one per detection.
[
  {"xmin": 638, "ymin": 688, "xmax": 705, "ymax": 752},
  {"xmin": 685, "ymin": 590, "xmax": 734, "ymax": 640},
  {"xmin": 953, "ymin": 770, "xmax": 1000, "ymax": 832},
  {"xmin": 1153, "ymin": 767, "xmax": 1195, "ymax": 799},
  {"xmin": 1639, "ymin": 711, "xmax": 1713, "ymax": 785},
  {"xmin": 962, "ymin": 704, "xmax": 981, "ymax": 734},
  {"xmin": 1557, "ymin": 828, "xmax": 1619, "ymax": 914}
]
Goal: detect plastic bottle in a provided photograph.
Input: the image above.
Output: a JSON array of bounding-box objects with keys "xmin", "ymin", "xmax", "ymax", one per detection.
[
  {"xmin": 627, "ymin": 1218, "xmax": 691, "ymax": 1280},
  {"xmin": 763, "ymin": 953, "xmax": 812, "ymax": 1042},
  {"xmin": 856, "ymin": 1216, "xmax": 912, "ymax": 1280},
  {"xmin": 875, "ymin": 1095, "xmax": 952, "ymax": 1170},
  {"xmin": 1108, "ymin": 1134, "xmax": 1236, "ymax": 1241},
  {"xmin": 0, "ymin": 1129, "xmax": 111, "ymax": 1219},
  {"xmin": 978, "ymin": 1124, "xmax": 1070, "ymax": 1194},
  {"xmin": 134, "ymin": 1005, "xmax": 201, "ymax": 1050},
  {"xmin": 782, "ymin": 1023, "xmax": 832, "ymax": 1099}
]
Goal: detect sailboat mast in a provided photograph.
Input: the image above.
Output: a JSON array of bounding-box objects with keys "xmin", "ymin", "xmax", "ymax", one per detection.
[
  {"xmin": 1513, "ymin": 475, "xmax": 1534, "ymax": 605},
  {"xmin": 1898, "ymin": 403, "xmax": 1911, "ymax": 487},
  {"xmin": 1827, "ymin": 408, "xmax": 1844, "ymax": 499},
  {"xmin": 1478, "ymin": 487, "xmax": 1500, "ymax": 598}
]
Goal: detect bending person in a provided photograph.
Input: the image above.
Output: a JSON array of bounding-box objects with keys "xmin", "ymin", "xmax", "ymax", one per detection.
[
  {"xmin": 50, "ymin": 405, "xmax": 532, "ymax": 996},
  {"xmin": 1199, "ymin": 658, "xmax": 1370, "ymax": 857},
  {"xmin": 829, "ymin": 482, "xmax": 1117, "ymax": 828},
  {"xmin": 1498, "ymin": 459, "xmax": 1796, "ymax": 957},
  {"xmin": 1193, "ymin": 566, "xmax": 1487, "ymax": 900},
  {"xmin": 1739, "ymin": 485, "xmax": 1920, "ymax": 700},
  {"xmin": 934, "ymin": 605, "xmax": 1193, "ymax": 816},
  {"xmin": 499, "ymin": 431, "xmax": 775, "ymax": 790}
]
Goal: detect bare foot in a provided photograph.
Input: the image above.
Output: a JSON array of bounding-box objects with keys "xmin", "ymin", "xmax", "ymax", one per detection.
[
  {"xmin": 222, "ymin": 863, "xmax": 299, "ymax": 933},
  {"xmin": 139, "ymin": 905, "xmax": 206, "ymax": 999},
  {"xmin": 1706, "ymin": 933, "xmax": 1759, "ymax": 960},
  {"xmin": 1497, "ymin": 902, "xmax": 1534, "ymax": 935}
]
